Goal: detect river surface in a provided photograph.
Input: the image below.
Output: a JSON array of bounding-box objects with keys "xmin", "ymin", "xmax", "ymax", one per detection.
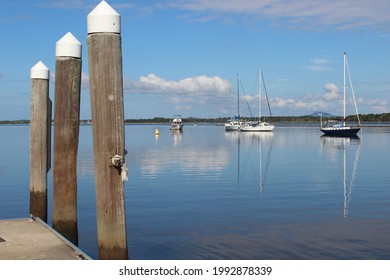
[{"xmin": 1, "ymin": 124, "xmax": 390, "ymax": 259}]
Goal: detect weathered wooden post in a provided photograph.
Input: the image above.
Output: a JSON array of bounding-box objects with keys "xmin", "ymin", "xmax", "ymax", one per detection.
[
  {"xmin": 52, "ymin": 32, "xmax": 82, "ymax": 245},
  {"xmin": 87, "ymin": 1, "xmax": 128, "ymax": 259},
  {"xmin": 30, "ymin": 61, "xmax": 51, "ymax": 222}
]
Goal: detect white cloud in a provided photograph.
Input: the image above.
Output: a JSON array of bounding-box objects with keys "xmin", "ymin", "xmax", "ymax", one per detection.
[
  {"xmin": 72, "ymin": 71, "xmax": 389, "ymax": 116},
  {"xmin": 324, "ymin": 83, "xmax": 339, "ymax": 100},
  {"xmin": 267, "ymin": 81, "xmax": 388, "ymax": 115},
  {"xmin": 310, "ymin": 58, "xmax": 330, "ymax": 64},
  {"xmin": 67, "ymin": 71, "xmax": 232, "ymax": 96},
  {"xmin": 304, "ymin": 57, "xmax": 332, "ymax": 71},
  {"xmin": 123, "ymin": 74, "xmax": 234, "ymax": 115},
  {"xmin": 270, "ymin": 96, "xmax": 327, "ymax": 112},
  {"xmin": 124, "ymin": 73, "xmax": 232, "ymax": 95},
  {"xmin": 70, "ymin": 72, "xmax": 234, "ymax": 115},
  {"xmin": 36, "ymin": 0, "xmax": 390, "ymax": 31},
  {"xmin": 304, "ymin": 65, "xmax": 332, "ymax": 72},
  {"xmin": 167, "ymin": 0, "xmax": 390, "ymax": 30},
  {"xmin": 361, "ymin": 98, "xmax": 388, "ymax": 113},
  {"xmin": 272, "ymin": 97, "xmax": 295, "ymax": 108}
]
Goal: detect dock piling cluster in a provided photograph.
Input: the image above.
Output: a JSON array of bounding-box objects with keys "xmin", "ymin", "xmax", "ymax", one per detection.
[{"xmin": 29, "ymin": 1, "xmax": 128, "ymax": 259}]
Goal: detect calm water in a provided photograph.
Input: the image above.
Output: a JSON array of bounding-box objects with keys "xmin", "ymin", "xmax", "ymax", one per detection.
[{"xmin": 1, "ymin": 124, "xmax": 390, "ymax": 260}]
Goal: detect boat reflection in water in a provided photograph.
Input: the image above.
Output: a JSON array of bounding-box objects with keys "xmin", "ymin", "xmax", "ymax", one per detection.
[
  {"xmin": 320, "ymin": 135, "xmax": 361, "ymax": 217},
  {"xmin": 225, "ymin": 131, "xmax": 274, "ymax": 193},
  {"xmin": 171, "ymin": 129, "xmax": 183, "ymax": 146}
]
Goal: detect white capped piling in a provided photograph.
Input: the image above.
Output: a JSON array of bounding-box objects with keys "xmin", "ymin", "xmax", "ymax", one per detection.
[
  {"xmin": 52, "ymin": 32, "xmax": 82, "ymax": 245},
  {"xmin": 30, "ymin": 61, "xmax": 51, "ymax": 222},
  {"xmin": 87, "ymin": 1, "xmax": 128, "ymax": 259}
]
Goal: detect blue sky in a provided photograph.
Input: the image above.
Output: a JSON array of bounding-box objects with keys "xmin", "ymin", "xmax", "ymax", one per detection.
[{"xmin": 1, "ymin": 0, "xmax": 389, "ymax": 120}]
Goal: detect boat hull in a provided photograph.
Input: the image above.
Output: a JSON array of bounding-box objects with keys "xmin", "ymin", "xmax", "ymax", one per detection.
[
  {"xmin": 225, "ymin": 121, "xmax": 244, "ymax": 131},
  {"xmin": 225, "ymin": 125, "xmax": 240, "ymax": 131},
  {"xmin": 170, "ymin": 124, "xmax": 183, "ymax": 131},
  {"xmin": 320, "ymin": 127, "xmax": 360, "ymax": 137},
  {"xmin": 240, "ymin": 123, "xmax": 275, "ymax": 132}
]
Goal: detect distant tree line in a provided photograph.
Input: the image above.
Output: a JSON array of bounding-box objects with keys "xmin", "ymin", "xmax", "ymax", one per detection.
[
  {"xmin": 123, "ymin": 113, "xmax": 390, "ymax": 124},
  {"xmin": 0, "ymin": 119, "xmax": 30, "ymax": 125},
  {"xmin": 1, "ymin": 113, "xmax": 390, "ymax": 125},
  {"xmin": 356, "ymin": 113, "xmax": 390, "ymax": 122}
]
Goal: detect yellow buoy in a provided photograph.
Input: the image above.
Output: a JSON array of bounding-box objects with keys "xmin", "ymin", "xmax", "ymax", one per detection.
[{"xmin": 154, "ymin": 128, "xmax": 159, "ymax": 135}]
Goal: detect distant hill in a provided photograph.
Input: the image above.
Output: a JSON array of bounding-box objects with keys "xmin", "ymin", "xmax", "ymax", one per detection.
[{"xmin": 306, "ymin": 111, "xmax": 333, "ymax": 117}]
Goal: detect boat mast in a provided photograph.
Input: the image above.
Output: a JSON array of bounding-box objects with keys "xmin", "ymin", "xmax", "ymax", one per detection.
[
  {"xmin": 259, "ymin": 68, "xmax": 262, "ymax": 124},
  {"xmin": 345, "ymin": 54, "xmax": 362, "ymax": 127},
  {"xmin": 343, "ymin": 52, "xmax": 346, "ymax": 126},
  {"xmin": 261, "ymin": 70, "xmax": 273, "ymax": 117},
  {"xmin": 237, "ymin": 74, "xmax": 240, "ymax": 119}
]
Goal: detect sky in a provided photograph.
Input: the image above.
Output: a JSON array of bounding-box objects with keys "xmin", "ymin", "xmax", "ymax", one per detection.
[{"xmin": 0, "ymin": 0, "xmax": 389, "ymax": 120}]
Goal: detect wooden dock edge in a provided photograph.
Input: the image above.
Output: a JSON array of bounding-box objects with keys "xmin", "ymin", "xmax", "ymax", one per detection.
[
  {"xmin": 0, "ymin": 216, "xmax": 92, "ymax": 260},
  {"xmin": 29, "ymin": 215, "xmax": 92, "ymax": 260}
]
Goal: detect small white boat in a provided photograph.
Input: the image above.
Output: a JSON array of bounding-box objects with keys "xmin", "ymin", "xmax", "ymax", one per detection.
[
  {"xmin": 225, "ymin": 117, "xmax": 245, "ymax": 131},
  {"xmin": 170, "ymin": 115, "xmax": 183, "ymax": 131}
]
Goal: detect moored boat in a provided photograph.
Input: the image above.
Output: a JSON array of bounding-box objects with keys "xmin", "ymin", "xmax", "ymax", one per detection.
[
  {"xmin": 225, "ymin": 116, "xmax": 245, "ymax": 131},
  {"xmin": 225, "ymin": 74, "xmax": 244, "ymax": 131},
  {"xmin": 240, "ymin": 121, "xmax": 275, "ymax": 132},
  {"xmin": 170, "ymin": 115, "xmax": 183, "ymax": 131},
  {"xmin": 240, "ymin": 68, "xmax": 274, "ymax": 132},
  {"xmin": 320, "ymin": 121, "xmax": 360, "ymax": 137},
  {"xmin": 320, "ymin": 52, "xmax": 361, "ymax": 137}
]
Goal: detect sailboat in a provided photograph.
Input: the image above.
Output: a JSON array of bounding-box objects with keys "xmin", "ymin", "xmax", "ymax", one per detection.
[
  {"xmin": 225, "ymin": 74, "xmax": 244, "ymax": 131},
  {"xmin": 240, "ymin": 68, "xmax": 274, "ymax": 132},
  {"xmin": 320, "ymin": 52, "xmax": 361, "ymax": 137}
]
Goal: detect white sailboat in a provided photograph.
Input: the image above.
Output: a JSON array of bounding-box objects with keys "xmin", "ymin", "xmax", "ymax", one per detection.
[
  {"xmin": 240, "ymin": 68, "xmax": 274, "ymax": 132},
  {"xmin": 225, "ymin": 74, "xmax": 245, "ymax": 131},
  {"xmin": 320, "ymin": 52, "xmax": 361, "ymax": 137}
]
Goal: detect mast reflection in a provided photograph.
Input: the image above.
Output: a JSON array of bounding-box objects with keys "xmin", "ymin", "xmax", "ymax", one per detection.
[
  {"xmin": 320, "ymin": 135, "xmax": 361, "ymax": 217},
  {"xmin": 225, "ymin": 131, "xmax": 274, "ymax": 193}
]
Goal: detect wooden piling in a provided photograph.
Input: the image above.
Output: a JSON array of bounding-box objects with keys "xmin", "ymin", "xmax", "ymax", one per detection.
[
  {"xmin": 30, "ymin": 61, "xmax": 51, "ymax": 222},
  {"xmin": 87, "ymin": 1, "xmax": 128, "ymax": 259},
  {"xmin": 52, "ymin": 32, "xmax": 82, "ymax": 245}
]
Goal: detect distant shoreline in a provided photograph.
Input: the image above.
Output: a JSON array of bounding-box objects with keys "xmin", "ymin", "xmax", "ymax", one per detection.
[{"xmin": 1, "ymin": 113, "xmax": 390, "ymax": 127}]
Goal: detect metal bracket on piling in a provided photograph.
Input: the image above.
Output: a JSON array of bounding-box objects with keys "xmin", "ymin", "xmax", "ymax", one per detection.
[
  {"xmin": 110, "ymin": 154, "xmax": 123, "ymax": 167},
  {"xmin": 109, "ymin": 154, "xmax": 128, "ymax": 182}
]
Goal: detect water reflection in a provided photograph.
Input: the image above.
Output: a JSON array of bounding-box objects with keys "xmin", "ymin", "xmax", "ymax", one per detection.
[
  {"xmin": 171, "ymin": 130, "xmax": 182, "ymax": 146},
  {"xmin": 4, "ymin": 125, "xmax": 390, "ymax": 260},
  {"xmin": 225, "ymin": 132, "xmax": 274, "ymax": 193},
  {"xmin": 258, "ymin": 133, "xmax": 274, "ymax": 193},
  {"xmin": 77, "ymin": 151, "xmax": 94, "ymax": 176},
  {"xmin": 138, "ymin": 147, "xmax": 231, "ymax": 176},
  {"xmin": 225, "ymin": 131, "xmax": 274, "ymax": 146},
  {"xmin": 135, "ymin": 130, "xmax": 230, "ymax": 176},
  {"xmin": 320, "ymin": 136, "xmax": 361, "ymax": 217}
]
